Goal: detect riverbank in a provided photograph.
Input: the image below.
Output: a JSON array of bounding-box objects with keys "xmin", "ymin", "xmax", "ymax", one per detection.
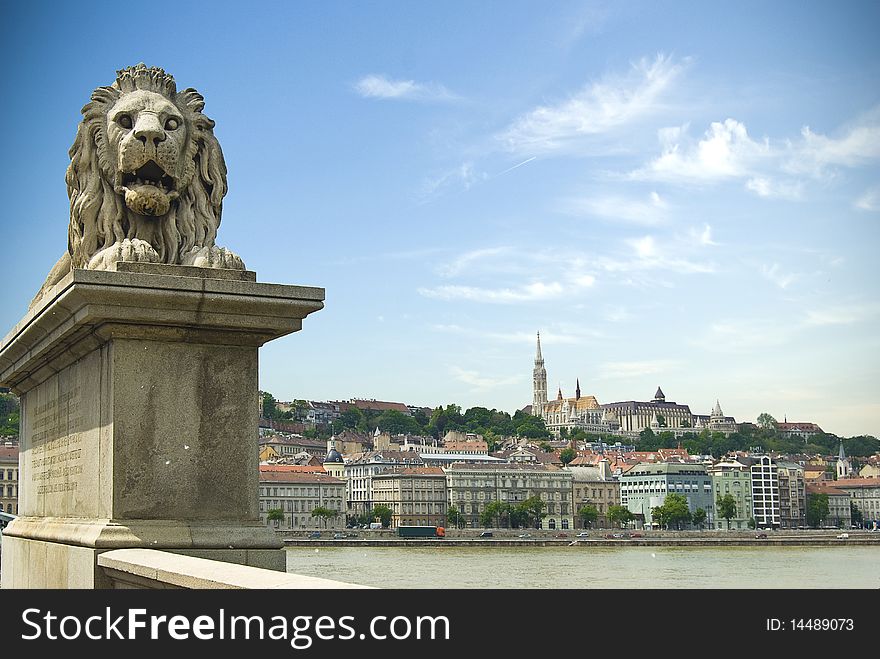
[{"xmin": 282, "ymin": 529, "xmax": 880, "ymax": 548}]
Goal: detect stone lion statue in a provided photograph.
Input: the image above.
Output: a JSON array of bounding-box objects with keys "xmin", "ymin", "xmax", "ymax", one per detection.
[{"xmin": 33, "ymin": 64, "xmax": 244, "ymax": 305}]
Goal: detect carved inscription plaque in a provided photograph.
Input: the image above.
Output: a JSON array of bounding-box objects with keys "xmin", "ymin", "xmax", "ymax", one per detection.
[{"xmin": 30, "ymin": 387, "xmax": 84, "ymax": 494}]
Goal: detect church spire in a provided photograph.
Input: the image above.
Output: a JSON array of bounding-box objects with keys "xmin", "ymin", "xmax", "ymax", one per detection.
[
  {"xmin": 532, "ymin": 331, "xmax": 547, "ymax": 418},
  {"xmin": 576, "ymin": 378, "xmax": 581, "ymax": 401}
]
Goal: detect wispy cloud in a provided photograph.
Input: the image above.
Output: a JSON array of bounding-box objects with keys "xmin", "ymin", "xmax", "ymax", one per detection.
[
  {"xmin": 498, "ymin": 53, "xmax": 687, "ymax": 154},
  {"xmin": 431, "ymin": 325, "xmax": 601, "ymax": 345},
  {"xmin": 437, "ymin": 247, "xmax": 512, "ymax": 277},
  {"xmin": 689, "ymin": 224, "xmax": 718, "ymax": 246},
  {"xmin": 354, "ymin": 74, "xmax": 457, "ymax": 101},
  {"xmin": 761, "ymin": 263, "xmax": 799, "ymax": 289},
  {"xmin": 745, "ymin": 176, "xmax": 804, "ymax": 200},
  {"xmin": 787, "ymin": 108, "xmax": 880, "ymax": 176},
  {"xmin": 558, "ymin": 190, "xmax": 669, "ymax": 226},
  {"xmin": 855, "ymin": 186, "xmax": 880, "ymax": 211},
  {"xmin": 696, "ymin": 320, "xmax": 794, "ymax": 353},
  {"xmin": 449, "ymin": 366, "xmax": 521, "ymax": 391},
  {"xmin": 417, "ymin": 162, "xmax": 488, "ymax": 201},
  {"xmin": 594, "ymin": 234, "xmax": 716, "ymax": 275},
  {"xmin": 419, "ymin": 280, "xmax": 572, "ymax": 304},
  {"xmin": 598, "ymin": 359, "xmax": 680, "ymax": 380},
  {"xmin": 804, "ymin": 305, "xmax": 869, "ymax": 326}
]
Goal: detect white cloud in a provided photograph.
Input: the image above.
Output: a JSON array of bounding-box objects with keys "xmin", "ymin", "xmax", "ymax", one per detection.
[
  {"xmin": 855, "ymin": 186, "xmax": 880, "ymax": 211},
  {"xmin": 437, "ymin": 247, "xmax": 511, "ymax": 277},
  {"xmin": 419, "ymin": 281, "xmax": 567, "ymax": 304},
  {"xmin": 745, "ymin": 177, "xmax": 804, "ymax": 200},
  {"xmin": 498, "ymin": 53, "xmax": 687, "ymax": 154},
  {"xmin": 761, "ymin": 263, "xmax": 799, "ymax": 289},
  {"xmin": 431, "ymin": 325, "xmax": 600, "ymax": 345},
  {"xmin": 631, "ymin": 119, "xmax": 770, "ymax": 183},
  {"xmin": 602, "ymin": 306, "xmax": 634, "ymax": 323},
  {"xmin": 418, "ymin": 161, "xmax": 488, "ymax": 201},
  {"xmin": 598, "ymin": 359, "xmax": 680, "ymax": 380},
  {"xmin": 804, "ymin": 306, "xmax": 868, "ymax": 326},
  {"xmin": 697, "ymin": 320, "xmax": 793, "ymax": 353},
  {"xmin": 594, "ymin": 234, "xmax": 715, "ymax": 276},
  {"xmin": 354, "ymin": 74, "xmax": 457, "ymax": 101},
  {"xmin": 449, "ymin": 366, "xmax": 521, "ymax": 391},
  {"xmin": 689, "ymin": 223, "xmax": 717, "ymax": 246},
  {"xmin": 558, "ymin": 190, "xmax": 668, "ymax": 226},
  {"xmin": 788, "ymin": 113, "xmax": 880, "ymax": 175}
]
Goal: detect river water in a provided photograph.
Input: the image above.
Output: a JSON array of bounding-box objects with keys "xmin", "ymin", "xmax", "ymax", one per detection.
[{"xmin": 286, "ymin": 545, "xmax": 880, "ymax": 588}]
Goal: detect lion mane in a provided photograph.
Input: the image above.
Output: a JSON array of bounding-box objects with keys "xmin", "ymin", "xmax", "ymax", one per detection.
[{"xmin": 33, "ymin": 64, "xmax": 243, "ymax": 306}]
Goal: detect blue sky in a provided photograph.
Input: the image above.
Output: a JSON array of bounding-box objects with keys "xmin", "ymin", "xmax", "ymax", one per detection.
[{"xmin": 2, "ymin": 1, "xmax": 879, "ymax": 438}]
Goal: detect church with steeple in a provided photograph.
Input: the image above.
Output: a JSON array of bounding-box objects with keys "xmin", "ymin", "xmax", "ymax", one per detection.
[
  {"xmin": 531, "ymin": 332, "xmax": 618, "ymax": 437},
  {"xmin": 531, "ymin": 332, "xmax": 737, "ymax": 438}
]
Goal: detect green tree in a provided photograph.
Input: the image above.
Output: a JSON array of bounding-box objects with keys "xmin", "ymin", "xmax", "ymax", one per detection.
[
  {"xmin": 262, "ymin": 392, "xmax": 279, "ymax": 419},
  {"xmin": 806, "ymin": 493, "xmax": 830, "ymax": 528},
  {"xmin": 266, "ymin": 508, "xmax": 284, "ymax": 525},
  {"xmin": 376, "ymin": 409, "xmax": 424, "ymax": 435},
  {"xmin": 481, "ymin": 500, "xmax": 512, "ymax": 528},
  {"xmin": 518, "ymin": 496, "xmax": 547, "ymax": 529},
  {"xmin": 717, "ymin": 494, "xmax": 738, "ymax": 531},
  {"xmin": 559, "ymin": 447, "xmax": 577, "ymax": 466},
  {"xmin": 747, "ymin": 517, "xmax": 756, "ymax": 530},
  {"xmin": 447, "ymin": 505, "xmax": 465, "ymax": 529},
  {"xmin": 608, "ymin": 505, "xmax": 635, "ymax": 529},
  {"xmin": 311, "ymin": 506, "xmax": 339, "ymax": 528},
  {"xmin": 0, "ymin": 392, "xmax": 20, "ymax": 437},
  {"xmin": 756, "ymin": 412, "xmax": 777, "ymax": 431},
  {"xmin": 850, "ymin": 502, "xmax": 863, "ymax": 528},
  {"xmin": 638, "ymin": 428, "xmax": 661, "ymax": 450},
  {"xmin": 371, "ymin": 504, "xmax": 394, "ymax": 528},
  {"xmin": 292, "ymin": 399, "xmax": 311, "ymax": 421},
  {"xmin": 692, "ymin": 508, "xmax": 707, "ymax": 530},
  {"xmin": 658, "ymin": 493, "xmax": 692, "ymax": 530},
  {"xmin": 577, "ymin": 505, "xmax": 598, "ymax": 529},
  {"xmin": 651, "ymin": 506, "xmax": 667, "ymax": 530}
]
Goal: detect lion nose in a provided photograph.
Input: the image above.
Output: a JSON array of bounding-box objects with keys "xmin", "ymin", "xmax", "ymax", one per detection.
[{"xmin": 133, "ymin": 114, "xmax": 166, "ymax": 146}]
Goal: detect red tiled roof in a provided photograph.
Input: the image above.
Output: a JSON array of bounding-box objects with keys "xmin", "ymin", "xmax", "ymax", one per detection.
[
  {"xmin": 259, "ymin": 471, "xmax": 344, "ymax": 484},
  {"xmin": 0, "ymin": 446, "xmax": 20, "ymax": 460},
  {"xmin": 347, "ymin": 399, "xmax": 411, "ymax": 414},
  {"xmin": 828, "ymin": 478, "xmax": 880, "ymax": 488},
  {"xmin": 259, "ymin": 465, "xmax": 325, "ymax": 473}
]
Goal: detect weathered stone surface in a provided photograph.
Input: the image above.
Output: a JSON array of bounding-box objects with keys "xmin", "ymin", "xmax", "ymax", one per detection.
[
  {"xmin": 1, "ymin": 265, "xmax": 324, "ymax": 587},
  {"xmin": 33, "ymin": 64, "xmax": 246, "ymax": 307},
  {"xmin": 98, "ymin": 549, "xmax": 371, "ymax": 589}
]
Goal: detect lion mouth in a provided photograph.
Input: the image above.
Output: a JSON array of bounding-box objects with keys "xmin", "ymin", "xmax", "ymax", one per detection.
[{"xmin": 121, "ymin": 160, "xmax": 176, "ymax": 192}]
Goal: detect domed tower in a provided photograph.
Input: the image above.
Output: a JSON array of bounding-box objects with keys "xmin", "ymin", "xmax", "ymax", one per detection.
[
  {"xmin": 533, "ymin": 332, "xmax": 548, "ymax": 418},
  {"xmin": 323, "ymin": 435, "xmax": 345, "ymax": 479}
]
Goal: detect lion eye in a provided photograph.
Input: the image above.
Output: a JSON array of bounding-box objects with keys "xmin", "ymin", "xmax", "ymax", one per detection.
[
  {"xmin": 117, "ymin": 114, "xmax": 132, "ymax": 129},
  {"xmin": 165, "ymin": 118, "xmax": 179, "ymax": 130}
]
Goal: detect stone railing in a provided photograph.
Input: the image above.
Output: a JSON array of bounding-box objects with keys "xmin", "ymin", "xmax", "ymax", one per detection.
[{"xmin": 97, "ymin": 549, "xmax": 370, "ymax": 589}]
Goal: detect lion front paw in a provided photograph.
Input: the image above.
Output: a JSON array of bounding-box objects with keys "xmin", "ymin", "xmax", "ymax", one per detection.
[
  {"xmin": 180, "ymin": 246, "xmax": 246, "ymax": 270},
  {"xmin": 87, "ymin": 239, "xmax": 160, "ymax": 270}
]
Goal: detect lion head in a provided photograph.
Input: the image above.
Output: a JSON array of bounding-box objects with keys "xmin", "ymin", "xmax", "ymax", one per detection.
[{"xmin": 62, "ymin": 64, "xmax": 243, "ymax": 272}]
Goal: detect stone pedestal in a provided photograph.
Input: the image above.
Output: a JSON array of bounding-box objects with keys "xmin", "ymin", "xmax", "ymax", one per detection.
[{"xmin": 0, "ymin": 263, "xmax": 323, "ymax": 588}]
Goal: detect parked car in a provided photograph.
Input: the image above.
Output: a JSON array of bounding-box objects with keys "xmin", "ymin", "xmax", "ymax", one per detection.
[
  {"xmin": 555, "ymin": 533, "xmax": 568, "ymax": 538},
  {"xmin": 630, "ymin": 532, "xmax": 643, "ymax": 538},
  {"xmin": 333, "ymin": 532, "xmax": 346, "ymax": 539},
  {"xmin": 836, "ymin": 533, "xmax": 849, "ymax": 539},
  {"xmin": 479, "ymin": 531, "xmax": 493, "ymax": 538},
  {"xmin": 576, "ymin": 532, "xmax": 590, "ymax": 538},
  {"xmin": 518, "ymin": 533, "xmax": 532, "ymax": 538},
  {"xmin": 755, "ymin": 532, "xmax": 768, "ymax": 539},
  {"xmin": 308, "ymin": 531, "xmax": 321, "ymax": 539}
]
